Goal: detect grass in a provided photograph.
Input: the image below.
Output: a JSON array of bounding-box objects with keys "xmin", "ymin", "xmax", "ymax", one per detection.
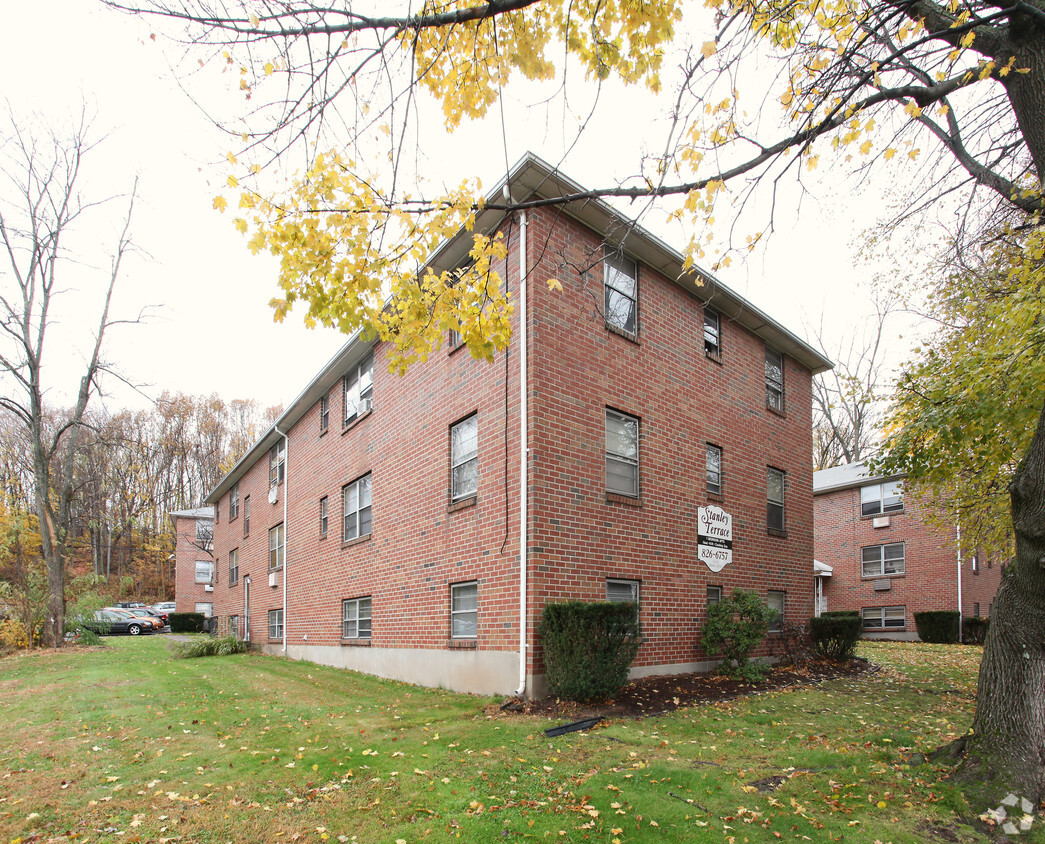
[{"xmin": 0, "ymin": 638, "xmax": 1023, "ymax": 843}]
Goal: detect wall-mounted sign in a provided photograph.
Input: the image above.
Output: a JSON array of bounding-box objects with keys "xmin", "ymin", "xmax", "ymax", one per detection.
[{"xmin": 698, "ymin": 505, "xmax": 733, "ymax": 572}]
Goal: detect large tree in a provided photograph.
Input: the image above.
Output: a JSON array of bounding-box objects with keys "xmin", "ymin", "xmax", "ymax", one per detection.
[
  {"xmin": 0, "ymin": 113, "xmax": 137, "ymax": 647},
  {"xmin": 110, "ymin": 0, "xmax": 1045, "ymax": 807}
]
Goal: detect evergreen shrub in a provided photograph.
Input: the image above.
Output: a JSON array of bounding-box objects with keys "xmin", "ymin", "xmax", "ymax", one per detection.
[
  {"xmin": 170, "ymin": 613, "xmax": 206, "ymax": 634},
  {"xmin": 962, "ymin": 616, "xmax": 990, "ymax": 645},
  {"xmin": 914, "ymin": 611, "xmax": 960, "ymax": 644},
  {"xmin": 809, "ymin": 613, "xmax": 862, "ymax": 659},
  {"xmin": 701, "ymin": 588, "xmax": 775, "ymax": 682},
  {"xmin": 538, "ymin": 601, "xmax": 640, "ymax": 702}
]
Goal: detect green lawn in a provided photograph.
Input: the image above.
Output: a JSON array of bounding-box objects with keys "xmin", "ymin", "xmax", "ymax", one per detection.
[{"xmin": 0, "ymin": 638, "xmax": 1021, "ymax": 843}]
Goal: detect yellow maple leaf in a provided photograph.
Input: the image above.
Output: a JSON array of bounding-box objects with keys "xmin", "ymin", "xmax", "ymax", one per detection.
[
  {"xmin": 212, "ymin": 195, "xmax": 228, "ymax": 212},
  {"xmin": 904, "ymin": 101, "xmax": 922, "ymax": 118},
  {"xmin": 701, "ymin": 41, "xmax": 717, "ymax": 59},
  {"xmin": 547, "ymin": 278, "xmax": 563, "ymax": 292}
]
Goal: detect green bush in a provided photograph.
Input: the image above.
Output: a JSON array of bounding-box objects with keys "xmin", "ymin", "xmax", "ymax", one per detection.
[
  {"xmin": 914, "ymin": 611, "xmax": 960, "ymax": 644},
  {"xmin": 172, "ymin": 635, "xmax": 251, "ymax": 659},
  {"xmin": 169, "ymin": 613, "xmax": 206, "ymax": 634},
  {"xmin": 537, "ymin": 601, "xmax": 640, "ymax": 702},
  {"xmin": 810, "ymin": 614, "xmax": 862, "ymax": 660},
  {"xmin": 962, "ymin": 616, "xmax": 990, "ymax": 645},
  {"xmin": 702, "ymin": 589, "xmax": 775, "ymax": 682}
]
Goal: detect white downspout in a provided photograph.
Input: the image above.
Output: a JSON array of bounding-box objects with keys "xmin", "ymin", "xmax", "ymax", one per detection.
[
  {"xmin": 276, "ymin": 425, "xmax": 290, "ymax": 655},
  {"xmin": 515, "ymin": 209, "xmax": 529, "ymax": 697},
  {"xmin": 956, "ymin": 520, "xmax": 963, "ymax": 643}
]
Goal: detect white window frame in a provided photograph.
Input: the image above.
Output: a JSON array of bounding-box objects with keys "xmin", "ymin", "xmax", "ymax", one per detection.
[
  {"xmin": 765, "ymin": 347, "xmax": 784, "ymax": 412},
  {"xmin": 269, "ymin": 523, "xmax": 285, "ymax": 570},
  {"xmin": 229, "ymin": 483, "xmax": 239, "ymax": 520},
  {"xmin": 707, "ymin": 585, "xmax": 722, "ymax": 607},
  {"xmin": 243, "ymin": 495, "xmax": 250, "ymax": 536},
  {"xmin": 767, "ymin": 590, "xmax": 785, "ymax": 633},
  {"xmin": 704, "ymin": 308, "xmax": 721, "ymax": 358},
  {"xmin": 606, "ymin": 409, "xmax": 640, "ymax": 498},
  {"xmin": 195, "ymin": 559, "xmax": 214, "ymax": 584},
  {"xmin": 862, "ymin": 606, "xmax": 905, "ymax": 630},
  {"xmin": 342, "ymin": 596, "xmax": 372, "ymax": 639},
  {"xmin": 862, "ymin": 542, "xmax": 905, "ymax": 577},
  {"xmin": 450, "ymin": 581, "xmax": 478, "ymax": 639},
  {"xmin": 320, "ymin": 392, "xmax": 329, "ymax": 432},
  {"xmin": 268, "ymin": 608, "xmax": 284, "ymax": 639},
  {"xmin": 706, "ymin": 443, "xmax": 723, "ymax": 496},
  {"xmin": 450, "ymin": 414, "xmax": 479, "ymax": 501},
  {"xmin": 319, "ymin": 496, "xmax": 328, "ymax": 538},
  {"xmin": 606, "ymin": 578, "xmax": 640, "ymax": 629},
  {"xmin": 344, "ymin": 351, "xmax": 374, "ymax": 424},
  {"xmin": 195, "ymin": 519, "xmax": 214, "ymax": 548},
  {"xmin": 228, "ymin": 548, "xmax": 239, "ymax": 585},
  {"xmin": 767, "ymin": 467, "xmax": 786, "ymax": 532},
  {"xmin": 604, "ymin": 249, "xmax": 638, "ymax": 335},
  {"xmin": 269, "ymin": 440, "xmax": 285, "ymax": 488},
  {"xmin": 860, "ymin": 480, "xmax": 903, "ymax": 516},
  {"xmin": 195, "ymin": 602, "xmax": 213, "ymax": 618},
  {"xmin": 342, "ymin": 474, "xmax": 373, "ymax": 541}
]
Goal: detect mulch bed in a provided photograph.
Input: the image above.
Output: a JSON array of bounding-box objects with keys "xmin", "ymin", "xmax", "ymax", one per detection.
[{"xmin": 509, "ymin": 658, "xmax": 874, "ymax": 721}]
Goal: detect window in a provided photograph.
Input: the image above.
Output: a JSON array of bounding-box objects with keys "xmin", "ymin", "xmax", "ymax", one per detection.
[
  {"xmin": 767, "ymin": 467, "xmax": 786, "ymax": 532},
  {"xmin": 604, "ymin": 249, "xmax": 638, "ymax": 335},
  {"xmin": 707, "ymin": 585, "xmax": 722, "ymax": 607},
  {"xmin": 319, "ymin": 496, "xmax": 329, "ymax": 538},
  {"xmin": 704, "ymin": 308, "xmax": 721, "ymax": 358},
  {"xmin": 229, "ymin": 615, "xmax": 239, "ymax": 639},
  {"xmin": 229, "ymin": 483, "xmax": 240, "ymax": 520},
  {"xmin": 195, "ymin": 519, "xmax": 214, "ymax": 548},
  {"xmin": 972, "ymin": 554, "xmax": 980, "ymax": 573},
  {"xmin": 195, "ymin": 602, "xmax": 213, "ymax": 618},
  {"xmin": 228, "ymin": 549, "xmax": 239, "ymax": 585},
  {"xmin": 449, "ymin": 327, "xmax": 463, "ymax": 349},
  {"xmin": 343, "ymin": 475, "xmax": 373, "ymax": 541},
  {"xmin": 344, "ymin": 351, "xmax": 374, "ymax": 424},
  {"xmin": 320, "ymin": 392, "xmax": 329, "ymax": 432},
  {"xmin": 269, "ymin": 440, "xmax": 285, "ymax": 488},
  {"xmin": 706, "ymin": 444, "xmax": 723, "ymax": 496},
  {"xmin": 243, "ymin": 496, "xmax": 250, "ymax": 536},
  {"xmin": 607, "ymin": 579, "xmax": 640, "ymax": 630},
  {"xmin": 342, "ymin": 597, "xmax": 372, "ymax": 639},
  {"xmin": 269, "ymin": 523, "xmax": 285, "ymax": 570},
  {"xmin": 863, "ymin": 606, "xmax": 905, "ymax": 630},
  {"xmin": 606, "ymin": 409, "xmax": 639, "ymax": 497},
  {"xmin": 974, "ymin": 602, "xmax": 981, "ymax": 617},
  {"xmin": 860, "ymin": 480, "xmax": 903, "ymax": 516},
  {"xmin": 195, "ymin": 560, "xmax": 213, "ymax": 584},
  {"xmin": 767, "ymin": 590, "xmax": 785, "ymax": 633},
  {"xmin": 450, "ymin": 415, "xmax": 479, "ymax": 501},
  {"xmin": 765, "ymin": 347, "xmax": 784, "ymax": 412},
  {"xmin": 862, "ymin": 542, "xmax": 905, "ymax": 577},
  {"xmin": 451, "ymin": 581, "xmax": 478, "ymax": 639},
  {"xmin": 268, "ymin": 608, "xmax": 284, "ymax": 639}
]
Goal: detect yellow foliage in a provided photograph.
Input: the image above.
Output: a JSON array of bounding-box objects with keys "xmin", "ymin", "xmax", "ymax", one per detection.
[{"xmin": 0, "ymin": 619, "xmax": 28, "ymax": 652}]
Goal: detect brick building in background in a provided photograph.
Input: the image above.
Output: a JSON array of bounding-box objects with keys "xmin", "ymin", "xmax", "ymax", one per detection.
[
  {"xmin": 813, "ymin": 462, "xmax": 1003, "ymax": 638},
  {"xmin": 170, "ymin": 506, "xmax": 216, "ymax": 619},
  {"xmin": 177, "ymin": 154, "xmax": 832, "ymax": 697}
]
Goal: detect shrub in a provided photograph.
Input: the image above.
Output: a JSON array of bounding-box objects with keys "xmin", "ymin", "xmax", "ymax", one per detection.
[
  {"xmin": 172, "ymin": 635, "xmax": 252, "ymax": 659},
  {"xmin": 810, "ymin": 614, "xmax": 862, "ymax": 660},
  {"xmin": 820, "ymin": 610, "xmax": 860, "ymax": 618},
  {"xmin": 0, "ymin": 618, "xmax": 28, "ymax": 653},
  {"xmin": 702, "ymin": 589, "xmax": 775, "ymax": 682},
  {"xmin": 962, "ymin": 616, "xmax": 990, "ymax": 645},
  {"xmin": 770, "ymin": 621, "xmax": 813, "ymax": 667},
  {"xmin": 169, "ymin": 613, "xmax": 206, "ymax": 634},
  {"xmin": 538, "ymin": 601, "xmax": 640, "ymax": 702},
  {"xmin": 914, "ymin": 611, "xmax": 960, "ymax": 644}
]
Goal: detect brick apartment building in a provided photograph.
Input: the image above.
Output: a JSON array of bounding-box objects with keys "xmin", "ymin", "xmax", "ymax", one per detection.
[
  {"xmin": 177, "ymin": 154, "xmax": 832, "ymax": 697},
  {"xmin": 171, "ymin": 506, "xmax": 216, "ymax": 619},
  {"xmin": 813, "ymin": 462, "xmax": 1002, "ymax": 638}
]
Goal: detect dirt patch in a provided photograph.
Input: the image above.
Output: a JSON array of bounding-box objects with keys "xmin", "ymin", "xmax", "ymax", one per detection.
[{"xmin": 509, "ymin": 658, "xmax": 874, "ymax": 720}]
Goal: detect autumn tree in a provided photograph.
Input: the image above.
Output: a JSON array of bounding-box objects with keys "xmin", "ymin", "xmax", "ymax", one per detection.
[
  {"xmin": 110, "ymin": 0, "xmax": 1045, "ymax": 807},
  {"xmin": 0, "ymin": 112, "xmax": 138, "ymax": 647}
]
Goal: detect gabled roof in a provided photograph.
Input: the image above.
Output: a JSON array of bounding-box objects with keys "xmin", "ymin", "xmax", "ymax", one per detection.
[
  {"xmin": 813, "ymin": 461, "xmax": 906, "ymax": 495},
  {"xmin": 169, "ymin": 506, "xmax": 215, "ymax": 520},
  {"xmin": 207, "ymin": 153, "xmax": 833, "ymax": 505}
]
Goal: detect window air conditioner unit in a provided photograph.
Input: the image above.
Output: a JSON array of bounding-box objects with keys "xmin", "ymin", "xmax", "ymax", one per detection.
[
  {"xmin": 204, "ymin": 584, "xmax": 214, "ymax": 592},
  {"xmin": 360, "ymin": 397, "xmax": 373, "ymax": 413},
  {"xmin": 269, "ymin": 571, "xmax": 277, "ymax": 588},
  {"xmin": 872, "ymin": 516, "xmax": 890, "ymax": 528},
  {"xmin": 268, "ymin": 485, "xmax": 279, "ymax": 505}
]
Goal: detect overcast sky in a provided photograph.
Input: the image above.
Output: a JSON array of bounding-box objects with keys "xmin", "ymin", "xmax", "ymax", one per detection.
[{"xmin": 1, "ymin": 1, "xmax": 915, "ymax": 414}]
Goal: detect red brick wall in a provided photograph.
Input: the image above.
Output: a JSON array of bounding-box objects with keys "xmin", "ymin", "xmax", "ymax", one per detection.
[
  {"xmin": 813, "ymin": 485, "xmax": 1003, "ymax": 634},
  {"xmin": 202, "ymin": 206, "xmax": 820, "ymax": 690},
  {"xmin": 172, "ymin": 513, "xmax": 216, "ymax": 616}
]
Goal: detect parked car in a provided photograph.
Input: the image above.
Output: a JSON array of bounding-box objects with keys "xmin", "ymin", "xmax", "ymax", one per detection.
[
  {"xmin": 153, "ymin": 602, "xmax": 176, "ymax": 613},
  {"xmin": 129, "ymin": 607, "xmax": 169, "ymax": 627},
  {"xmin": 103, "ymin": 608, "xmax": 164, "ymax": 632},
  {"xmin": 115, "ymin": 601, "xmax": 149, "ymax": 609},
  {"xmin": 80, "ymin": 610, "xmax": 157, "ymax": 636}
]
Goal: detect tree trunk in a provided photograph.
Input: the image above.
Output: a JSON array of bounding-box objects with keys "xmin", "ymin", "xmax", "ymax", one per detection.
[{"xmin": 958, "ymin": 400, "xmax": 1045, "ymax": 807}]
